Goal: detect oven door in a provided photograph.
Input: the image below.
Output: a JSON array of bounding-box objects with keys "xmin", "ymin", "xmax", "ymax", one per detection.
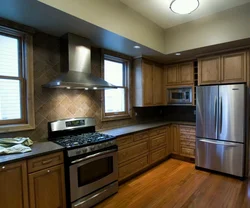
[{"xmin": 69, "ymin": 147, "xmax": 118, "ymax": 202}]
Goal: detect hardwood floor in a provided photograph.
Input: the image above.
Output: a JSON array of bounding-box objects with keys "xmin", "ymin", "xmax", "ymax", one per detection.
[{"xmin": 96, "ymin": 159, "xmax": 250, "ymax": 208}]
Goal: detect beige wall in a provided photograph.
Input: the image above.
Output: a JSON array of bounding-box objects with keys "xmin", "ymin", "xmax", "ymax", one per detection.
[
  {"xmin": 164, "ymin": 4, "xmax": 250, "ymax": 54},
  {"xmin": 39, "ymin": 0, "xmax": 165, "ymax": 53}
]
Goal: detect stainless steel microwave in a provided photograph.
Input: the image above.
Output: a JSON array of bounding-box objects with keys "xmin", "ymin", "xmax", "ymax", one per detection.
[{"xmin": 167, "ymin": 87, "xmax": 192, "ymax": 105}]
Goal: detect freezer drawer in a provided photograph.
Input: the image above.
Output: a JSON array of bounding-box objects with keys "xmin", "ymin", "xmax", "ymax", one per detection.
[{"xmin": 196, "ymin": 138, "xmax": 244, "ymax": 177}]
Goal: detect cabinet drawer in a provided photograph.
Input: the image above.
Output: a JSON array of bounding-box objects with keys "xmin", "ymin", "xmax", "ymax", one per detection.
[
  {"xmin": 180, "ymin": 140, "xmax": 195, "ymax": 148},
  {"xmin": 117, "ymin": 135, "xmax": 133, "ymax": 148},
  {"xmin": 118, "ymin": 141, "xmax": 149, "ymax": 164},
  {"xmin": 150, "ymin": 147, "xmax": 166, "ymax": 164},
  {"xmin": 150, "ymin": 135, "xmax": 166, "ymax": 150},
  {"xmin": 180, "ymin": 147, "xmax": 195, "ymax": 157},
  {"xmin": 180, "ymin": 126, "xmax": 196, "ymax": 135},
  {"xmin": 28, "ymin": 152, "xmax": 64, "ymax": 173},
  {"xmin": 149, "ymin": 127, "xmax": 166, "ymax": 137},
  {"xmin": 119, "ymin": 155, "xmax": 149, "ymax": 180},
  {"xmin": 134, "ymin": 131, "xmax": 149, "ymax": 142}
]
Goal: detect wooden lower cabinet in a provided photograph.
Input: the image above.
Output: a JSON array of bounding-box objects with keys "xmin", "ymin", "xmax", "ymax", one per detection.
[
  {"xmin": 0, "ymin": 161, "xmax": 29, "ymax": 208},
  {"xmin": 150, "ymin": 147, "xmax": 166, "ymax": 164},
  {"xmin": 179, "ymin": 125, "xmax": 196, "ymax": 158},
  {"xmin": 171, "ymin": 125, "xmax": 180, "ymax": 154},
  {"xmin": 29, "ymin": 164, "xmax": 66, "ymax": 208},
  {"xmin": 119, "ymin": 155, "xmax": 149, "ymax": 181},
  {"xmin": 118, "ymin": 141, "xmax": 149, "ymax": 164}
]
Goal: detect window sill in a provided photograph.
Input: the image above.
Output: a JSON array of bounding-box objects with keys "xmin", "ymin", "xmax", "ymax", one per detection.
[
  {"xmin": 0, "ymin": 123, "xmax": 35, "ymax": 133},
  {"xmin": 101, "ymin": 114, "xmax": 132, "ymax": 122}
]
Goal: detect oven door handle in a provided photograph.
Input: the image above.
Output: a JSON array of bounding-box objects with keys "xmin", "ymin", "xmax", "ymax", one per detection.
[{"xmin": 71, "ymin": 148, "xmax": 117, "ymax": 164}]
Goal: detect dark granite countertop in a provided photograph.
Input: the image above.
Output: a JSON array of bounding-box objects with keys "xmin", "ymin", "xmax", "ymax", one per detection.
[
  {"xmin": 0, "ymin": 142, "xmax": 64, "ymax": 165},
  {"xmin": 100, "ymin": 121, "xmax": 196, "ymax": 137}
]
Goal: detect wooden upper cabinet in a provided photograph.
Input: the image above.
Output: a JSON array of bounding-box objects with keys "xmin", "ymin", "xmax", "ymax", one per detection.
[
  {"xmin": 133, "ymin": 58, "xmax": 163, "ymax": 107},
  {"xmin": 29, "ymin": 164, "xmax": 66, "ymax": 208},
  {"xmin": 198, "ymin": 56, "xmax": 220, "ymax": 85},
  {"xmin": 179, "ymin": 62, "xmax": 194, "ymax": 84},
  {"xmin": 221, "ymin": 51, "xmax": 247, "ymax": 83},
  {"xmin": 0, "ymin": 161, "xmax": 29, "ymax": 208},
  {"xmin": 153, "ymin": 64, "xmax": 163, "ymax": 105},
  {"xmin": 165, "ymin": 65, "xmax": 178, "ymax": 85},
  {"xmin": 142, "ymin": 61, "xmax": 153, "ymax": 106},
  {"xmin": 198, "ymin": 51, "xmax": 247, "ymax": 85},
  {"xmin": 165, "ymin": 62, "xmax": 194, "ymax": 85}
]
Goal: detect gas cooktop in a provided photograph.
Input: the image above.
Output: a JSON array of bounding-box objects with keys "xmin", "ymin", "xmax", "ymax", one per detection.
[{"xmin": 54, "ymin": 132, "xmax": 115, "ymax": 148}]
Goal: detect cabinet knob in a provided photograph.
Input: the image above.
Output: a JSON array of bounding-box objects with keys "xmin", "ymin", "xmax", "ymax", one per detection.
[
  {"xmin": 2, "ymin": 166, "xmax": 5, "ymax": 169},
  {"xmin": 47, "ymin": 170, "xmax": 50, "ymax": 173}
]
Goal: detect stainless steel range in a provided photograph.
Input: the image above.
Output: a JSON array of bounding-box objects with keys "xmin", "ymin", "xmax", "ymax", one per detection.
[{"xmin": 48, "ymin": 117, "xmax": 118, "ymax": 208}]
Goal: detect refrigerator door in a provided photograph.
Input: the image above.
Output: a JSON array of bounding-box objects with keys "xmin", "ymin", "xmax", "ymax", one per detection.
[
  {"xmin": 218, "ymin": 84, "xmax": 245, "ymax": 143},
  {"xmin": 196, "ymin": 138, "xmax": 244, "ymax": 177},
  {"xmin": 196, "ymin": 86, "xmax": 219, "ymax": 139}
]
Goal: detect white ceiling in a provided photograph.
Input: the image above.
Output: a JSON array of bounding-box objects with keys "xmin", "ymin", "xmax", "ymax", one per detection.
[{"xmin": 120, "ymin": 0, "xmax": 250, "ymax": 29}]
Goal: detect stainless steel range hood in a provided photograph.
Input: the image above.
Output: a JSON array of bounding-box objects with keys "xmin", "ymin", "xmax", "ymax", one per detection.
[{"xmin": 42, "ymin": 33, "xmax": 117, "ymax": 90}]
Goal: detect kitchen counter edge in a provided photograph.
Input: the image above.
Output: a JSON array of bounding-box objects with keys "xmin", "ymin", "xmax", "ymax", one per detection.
[
  {"xmin": 0, "ymin": 141, "xmax": 65, "ymax": 165},
  {"xmin": 100, "ymin": 121, "xmax": 196, "ymax": 137}
]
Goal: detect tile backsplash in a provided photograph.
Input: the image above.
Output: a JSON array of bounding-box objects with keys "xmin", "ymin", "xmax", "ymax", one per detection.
[
  {"xmin": 163, "ymin": 106, "xmax": 196, "ymax": 122},
  {"xmin": 0, "ymin": 32, "xmax": 135, "ymax": 142}
]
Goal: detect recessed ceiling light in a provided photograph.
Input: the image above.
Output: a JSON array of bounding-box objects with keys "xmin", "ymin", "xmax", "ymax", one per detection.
[
  {"xmin": 134, "ymin": 45, "xmax": 141, "ymax": 49},
  {"xmin": 85, "ymin": 88, "xmax": 89, "ymax": 90},
  {"xmin": 175, "ymin": 52, "xmax": 181, "ymax": 56},
  {"xmin": 66, "ymin": 87, "xmax": 71, "ymax": 89},
  {"xmin": 170, "ymin": 0, "xmax": 199, "ymax": 15},
  {"xmin": 93, "ymin": 87, "xmax": 97, "ymax": 90}
]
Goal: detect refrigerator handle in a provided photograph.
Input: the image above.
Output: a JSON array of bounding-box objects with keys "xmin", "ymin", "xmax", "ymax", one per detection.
[
  {"xmin": 214, "ymin": 97, "xmax": 217, "ymax": 132},
  {"xmin": 220, "ymin": 97, "xmax": 222, "ymax": 134},
  {"xmin": 199, "ymin": 139, "xmax": 237, "ymax": 147}
]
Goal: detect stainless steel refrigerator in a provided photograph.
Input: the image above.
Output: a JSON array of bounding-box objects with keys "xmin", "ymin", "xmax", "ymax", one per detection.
[{"xmin": 196, "ymin": 84, "xmax": 246, "ymax": 177}]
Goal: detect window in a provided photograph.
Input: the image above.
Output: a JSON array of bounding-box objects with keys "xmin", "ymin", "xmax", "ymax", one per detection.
[
  {"xmin": 102, "ymin": 54, "xmax": 131, "ymax": 120},
  {"xmin": 0, "ymin": 26, "xmax": 35, "ymax": 132}
]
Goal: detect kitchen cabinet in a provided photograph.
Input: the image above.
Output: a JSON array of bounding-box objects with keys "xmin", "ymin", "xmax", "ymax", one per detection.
[
  {"xmin": 133, "ymin": 58, "xmax": 163, "ymax": 107},
  {"xmin": 171, "ymin": 125, "xmax": 180, "ymax": 154},
  {"xmin": 164, "ymin": 62, "xmax": 194, "ymax": 85},
  {"xmin": 29, "ymin": 164, "xmax": 66, "ymax": 208},
  {"xmin": 28, "ymin": 152, "xmax": 66, "ymax": 208},
  {"xmin": 179, "ymin": 125, "xmax": 196, "ymax": 158},
  {"xmin": 166, "ymin": 125, "xmax": 172, "ymax": 156},
  {"xmin": 198, "ymin": 51, "xmax": 247, "ymax": 85},
  {"xmin": 0, "ymin": 161, "xmax": 29, "ymax": 208}
]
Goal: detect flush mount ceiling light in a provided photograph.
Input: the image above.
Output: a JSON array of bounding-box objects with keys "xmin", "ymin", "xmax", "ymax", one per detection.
[
  {"xmin": 170, "ymin": 0, "xmax": 199, "ymax": 14},
  {"xmin": 134, "ymin": 45, "xmax": 141, "ymax": 49}
]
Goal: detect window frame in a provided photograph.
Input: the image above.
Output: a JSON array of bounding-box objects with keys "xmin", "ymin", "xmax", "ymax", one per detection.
[
  {"xmin": 0, "ymin": 26, "xmax": 35, "ymax": 133},
  {"xmin": 101, "ymin": 53, "xmax": 132, "ymax": 121}
]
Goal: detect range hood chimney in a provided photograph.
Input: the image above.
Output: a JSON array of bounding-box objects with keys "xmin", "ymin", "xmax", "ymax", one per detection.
[{"xmin": 42, "ymin": 33, "xmax": 117, "ymax": 90}]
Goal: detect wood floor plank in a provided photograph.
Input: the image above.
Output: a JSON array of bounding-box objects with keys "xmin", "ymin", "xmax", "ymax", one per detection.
[{"xmin": 96, "ymin": 159, "xmax": 250, "ymax": 208}]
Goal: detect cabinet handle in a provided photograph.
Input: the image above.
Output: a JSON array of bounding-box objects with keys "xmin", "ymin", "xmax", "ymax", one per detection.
[
  {"xmin": 2, "ymin": 166, "xmax": 5, "ymax": 169},
  {"xmin": 42, "ymin": 159, "xmax": 53, "ymax": 165}
]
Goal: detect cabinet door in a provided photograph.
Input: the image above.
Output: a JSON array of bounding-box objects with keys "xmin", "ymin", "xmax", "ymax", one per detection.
[
  {"xmin": 29, "ymin": 164, "xmax": 66, "ymax": 208},
  {"xmin": 198, "ymin": 56, "xmax": 220, "ymax": 85},
  {"xmin": 165, "ymin": 65, "xmax": 178, "ymax": 85},
  {"xmin": 153, "ymin": 64, "xmax": 163, "ymax": 105},
  {"xmin": 142, "ymin": 61, "xmax": 153, "ymax": 106},
  {"xmin": 171, "ymin": 125, "xmax": 180, "ymax": 154},
  {"xmin": 179, "ymin": 62, "xmax": 194, "ymax": 84},
  {"xmin": 166, "ymin": 125, "xmax": 172, "ymax": 156},
  {"xmin": 0, "ymin": 161, "xmax": 29, "ymax": 208},
  {"xmin": 221, "ymin": 51, "xmax": 247, "ymax": 83}
]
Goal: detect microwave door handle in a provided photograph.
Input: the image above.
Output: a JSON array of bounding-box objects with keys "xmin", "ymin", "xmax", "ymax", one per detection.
[{"xmin": 71, "ymin": 148, "xmax": 117, "ymax": 164}]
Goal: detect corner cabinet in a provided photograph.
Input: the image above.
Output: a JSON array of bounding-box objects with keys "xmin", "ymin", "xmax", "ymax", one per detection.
[
  {"xmin": 164, "ymin": 62, "xmax": 194, "ymax": 85},
  {"xmin": 133, "ymin": 58, "xmax": 164, "ymax": 107},
  {"xmin": 0, "ymin": 161, "xmax": 29, "ymax": 208},
  {"xmin": 198, "ymin": 51, "xmax": 247, "ymax": 85}
]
